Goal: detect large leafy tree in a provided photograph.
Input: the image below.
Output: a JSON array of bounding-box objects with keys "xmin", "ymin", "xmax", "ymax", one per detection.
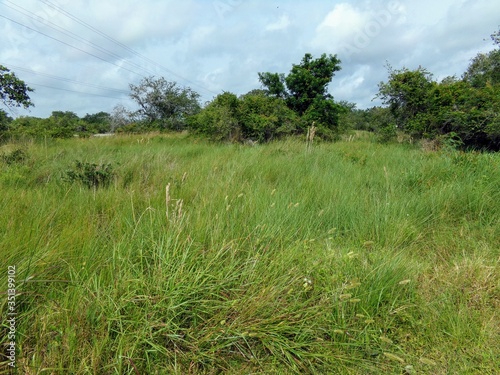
[
  {"xmin": 258, "ymin": 53, "xmax": 342, "ymax": 136},
  {"xmin": 376, "ymin": 65, "xmax": 435, "ymax": 130},
  {"xmin": 462, "ymin": 29, "xmax": 500, "ymax": 88},
  {"xmin": 463, "ymin": 50, "xmax": 500, "ymax": 88},
  {"xmin": 259, "ymin": 53, "xmax": 341, "ymax": 114},
  {"xmin": 129, "ymin": 77, "xmax": 200, "ymax": 130},
  {"xmin": 434, "ymin": 81, "xmax": 500, "ymax": 149},
  {"xmin": 0, "ymin": 65, "xmax": 34, "ymax": 109}
]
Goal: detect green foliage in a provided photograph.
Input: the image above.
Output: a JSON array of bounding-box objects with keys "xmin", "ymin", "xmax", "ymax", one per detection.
[
  {"xmin": 257, "ymin": 72, "xmax": 287, "ymax": 98},
  {"xmin": 258, "ymin": 53, "xmax": 343, "ymax": 135},
  {"xmin": 64, "ymin": 160, "xmax": 114, "ymax": 189},
  {"xmin": 7, "ymin": 112, "xmax": 78, "ymax": 139},
  {"xmin": 188, "ymin": 91, "xmax": 299, "ymax": 142},
  {"xmin": 1, "ymin": 148, "xmax": 27, "ymax": 165},
  {"xmin": 129, "ymin": 76, "xmax": 201, "ymax": 130},
  {"xmin": 238, "ymin": 91, "xmax": 299, "ymax": 141},
  {"xmin": 462, "ymin": 49, "xmax": 500, "ymax": 88},
  {"xmin": 376, "ymin": 65, "xmax": 434, "ymax": 130},
  {"xmin": 1, "ymin": 134, "xmax": 499, "ymax": 374},
  {"xmin": 193, "ymin": 53, "xmax": 345, "ymax": 143},
  {"xmin": 0, "ymin": 65, "xmax": 34, "ymax": 109},
  {"xmin": 48, "ymin": 111, "xmax": 80, "ymax": 138},
  {"xmin": 463, "ymin": 28, "xmax": 500, "ymax": 88},
  {"xmin": 301, "ymin": 97, "xmax": 345, "ymax": 139},
  {"xmin": 430, "ymin": 81, "xmax": 500, "ymax": 149},
  {"xmin": 0, "ymin": 109, "xmax": 13, "ymax": 133},
  {"xmin": 187, "ymin": 92, "xmax": 241, "ymax": 141},
  {"xmin": 283, "ymin": 53, "xmax": 341, "ymax": 115},
  {"xmin": 343, "ymin": 106, "xmax": 395, "ymax": 134},
  {"xmin": 82, "ymin": 111, "xmax": 112, "ymax": 133},
  {"xmin": 6, "ymin": 111, "xmax": 116, "ymax": 139},
  {"xmin": 377, "ymin": 59, "xmax": 500, "ymax": 150}
]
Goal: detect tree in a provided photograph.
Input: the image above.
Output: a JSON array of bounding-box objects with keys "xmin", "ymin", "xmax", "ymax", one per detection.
[
  {"xmin": 257, "ymin": 73, "xmax": 287, "ymax": 98},
  {"xmin": 375, "ymin": 29, "xmax": 500, "ymax": 149},
  {"xmin": 492, "ymin": 28, "xmax": 500, "ymax": 46},
  {"xmin": 463, "ymin": 29, "xmax": 500, "ymax": 88},
  {"xmin": 258, "ymin": 53, "xmax": 342, "ymax": 134},
  {"xmin": 377, "ymin": 63, "xmax": 500, "ymax": 149},
  {"xmin": 187, "ymin": 91, "xmax": 299, "ymax": 142},
  {"xmin": 238, "ymin": 90, "xmax": 299, "ymax": 142},
  {"xmin": 376, "ymin": 65, "xmax": 435, "ymax": 132},
  {"xmin": 110, "ymin": 104, "xmax": 134, "ymax": 132},
  {"xmin": 431, "ymin": 80, "xmax": 500, "ymax": 149},
  {"xmin": 129, "ymin": 77, "xmax": 201, "ymax": 130},
  {"xmin": 0, "ymin": 109, "xmax": 13, "ymax": 132},
  {"xmin": 187, "ymin": 92, "xmax": 241, "ymax": 141},
  {"xmin": 463, "ymin": 50, "xmax": 500, "ymax": 88},
  {"xmin": 0, "ymin": 65, "xmax": 34, "ymax": 109},
  {"xmin": 83, "ymin": 111, "xmax": 112, "ymax": 133},
  {"xmin": 284, "ymin": 53, "xmax": 341, "ymax": 115},
  {"xmin": 45, "ymin": 111, "xmax": 80, "ymax": 138},
  {"xmin": 259, "ymin": 53, "xmax": 341, "ymax": 114}
]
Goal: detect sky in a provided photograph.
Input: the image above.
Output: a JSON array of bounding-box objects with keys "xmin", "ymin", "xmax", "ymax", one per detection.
[{"xmin": 1, "ymin": 0, "xmax": 499, "ymax": 118}]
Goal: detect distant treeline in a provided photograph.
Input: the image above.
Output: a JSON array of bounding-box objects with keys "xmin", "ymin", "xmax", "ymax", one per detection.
[{"xmin": 1, "ymin": 29, "xmax": 499, "ymax": 150}]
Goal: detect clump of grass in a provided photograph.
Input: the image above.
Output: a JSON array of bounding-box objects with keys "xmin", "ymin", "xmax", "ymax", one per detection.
[
  {"xmin": 1, "ymin": 148, "xmax": 28, "ymax": 165},
  {"xmin": 0, "ymin": 133, "xmax": 499, "ymax": 374}
]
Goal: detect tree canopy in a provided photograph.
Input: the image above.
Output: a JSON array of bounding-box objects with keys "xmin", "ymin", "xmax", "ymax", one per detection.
[
  {"xmin": 3, "ymin": 28, "xmax": 499, "ymax": 150},
  {"xmin": 376, "ymin": 65, "xmax": 435, "ymax": 129},
  {"xmin": 376, "ymin": 44, "xmax": 500, "ymax": 150},
  {"xmin": 258, "ymin": 53, "xmax": 342, "ymax": 115},
  {"xmin": 188, "ymin": 90, "xmax": 299, "ymax": 142},
  {"xmin": 257, "ymin": 53, "xmax": 343, "ymax": 137},
  {"xmin": 462, "ymin": 30, "xmax": 500, "ymax": 88},
  {"xmin": 0, "ymin": 65, "xmax": 34, "ymax": 110},
  {"xmin": 129, "ymin": 77, "xmax": 201, "ymax": 130}
]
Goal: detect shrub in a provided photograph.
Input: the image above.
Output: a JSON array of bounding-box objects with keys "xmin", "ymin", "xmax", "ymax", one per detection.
[
  {"xmin": 1, "ymin": 148, "xmax": 28, "ymax": 165},
  {"xmin": 188, "ymin": 92, "xmax": 241, "ymax": 142},
  {"xmin": 188, "ymin": 91, "xmax": 301, "ymax": 142},
  {"xmin": 64, "ymin": 161, "xmax": 114, "ymax": 189}
]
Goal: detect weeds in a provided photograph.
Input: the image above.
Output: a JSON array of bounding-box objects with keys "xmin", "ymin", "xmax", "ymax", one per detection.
[
  {"xmin": 1, "ymin": 148, "xmax": 27, "ymax": 165},
  {"xmin": 0, "ymin": 133, "xmax": 498, "ymax": 374},
  {"xmin": 64, "ymin": 160, "xmax": 114, "ymax": 189}
]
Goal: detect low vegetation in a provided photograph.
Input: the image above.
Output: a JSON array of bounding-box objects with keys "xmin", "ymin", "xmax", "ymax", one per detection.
[
  {"xmin": 1, "ymin": 133, "xmax": 498, "ymax": 374},
  {"xmin": 2, "ymin": 29, "xmax": 500, "ymax": 150}
]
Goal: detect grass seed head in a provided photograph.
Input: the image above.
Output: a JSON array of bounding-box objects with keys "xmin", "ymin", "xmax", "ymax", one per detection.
[{"xmin": 383, "ymin": 352, "xmax": 405, "ymax": 363}]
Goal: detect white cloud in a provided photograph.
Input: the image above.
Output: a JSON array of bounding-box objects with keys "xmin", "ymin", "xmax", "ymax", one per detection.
[
  {"xmin": 266, "ymin": 15, "xmax": 291, "ymax": 32},
  {"xmin": 1, "ymin": 0, "xmax": 498, "ymax": 117},
  {"xmin": 316, "ymin": 3, "xmax": 367, "ymax": 40}
]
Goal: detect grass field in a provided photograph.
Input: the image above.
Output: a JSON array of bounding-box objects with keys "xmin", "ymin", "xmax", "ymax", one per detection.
[{"xmin": 1, "ymin": 132, "xmax": 499, "ymax": 374}]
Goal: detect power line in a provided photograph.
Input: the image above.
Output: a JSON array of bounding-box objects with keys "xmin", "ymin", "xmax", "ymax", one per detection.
[
  {"xmin": 28, "ymin": 82, "xmax": 126, "ymax": 100},
  {"xmin": 37, "ymin": 0, "xmax": 219, "ymax": 96},
  {"xmin": 2, "ymin": 2, "xmax": 221, "ymax": 108},
  {"xmin": 0, "ymin": 14, "xmax": 147, "ymax": 79},
  {"xmin": 5, "ymin": 64, "xmax": 130, "ymax": 95},
  {"xmin": 1, "ymin": 0, "xmax": 159, "ymax": 78}
]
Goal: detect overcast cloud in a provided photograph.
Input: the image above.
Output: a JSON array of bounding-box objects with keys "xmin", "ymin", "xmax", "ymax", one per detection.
[{"xmin": 1, "ymin": 0, "xmax": 498, "ymax": 118}]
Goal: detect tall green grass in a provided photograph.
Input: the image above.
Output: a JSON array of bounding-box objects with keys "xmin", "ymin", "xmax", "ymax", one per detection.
[{"xmin": 1, "ymin": 133, "xmax": 499, "ymax": 374}]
